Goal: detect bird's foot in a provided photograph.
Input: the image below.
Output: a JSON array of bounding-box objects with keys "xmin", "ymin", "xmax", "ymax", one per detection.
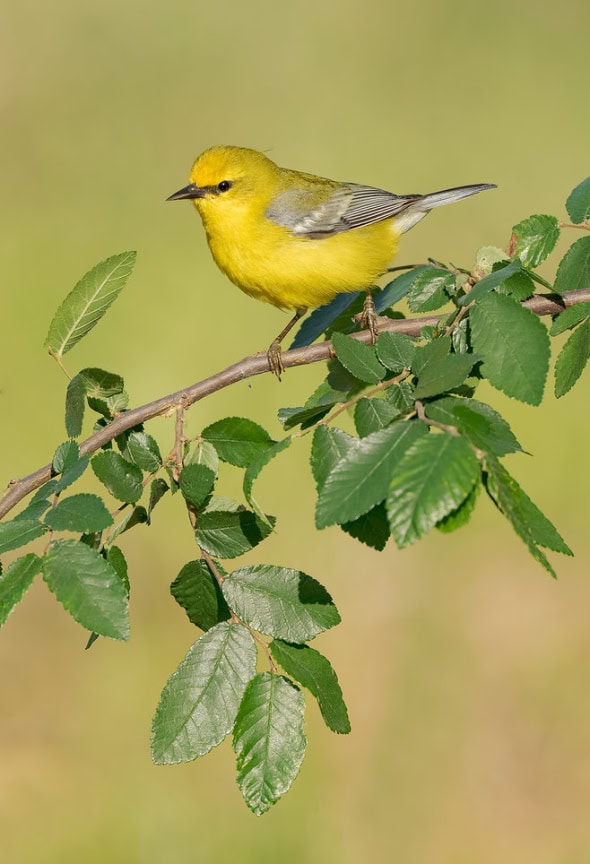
[
  {"xmin": 358, "ymin": 292, "xmax": 380, "ymax": 343},
  {"xmin": 267, "ymin": 339, "xmax": 284, "ymax": 380}
]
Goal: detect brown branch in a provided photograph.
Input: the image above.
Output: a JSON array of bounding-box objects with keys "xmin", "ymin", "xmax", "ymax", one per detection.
[{"xmin": 2, "ymin": 286, "xmax": 590, "ymax": 521}]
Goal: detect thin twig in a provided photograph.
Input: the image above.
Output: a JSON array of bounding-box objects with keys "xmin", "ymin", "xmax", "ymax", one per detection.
[{"xmin": 2, "ymin": 286, "xmax": 590, "ymax": 521}]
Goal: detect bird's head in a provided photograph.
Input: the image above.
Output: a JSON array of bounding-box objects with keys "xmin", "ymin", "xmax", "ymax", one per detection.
[{"xmin": 168, "ymin": 146, "xmax": 279, "ymax": 217}]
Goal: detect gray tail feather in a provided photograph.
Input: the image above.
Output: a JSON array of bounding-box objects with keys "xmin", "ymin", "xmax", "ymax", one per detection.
[{"xmin": 418, "ymin": 183, "xmax": 497, "ymax": 211}]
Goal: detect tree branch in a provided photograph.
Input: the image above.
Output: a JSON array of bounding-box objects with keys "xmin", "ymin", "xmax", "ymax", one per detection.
[{"xmin": 2, "ymin": 287, "xmax": 589, "ymax": 521}]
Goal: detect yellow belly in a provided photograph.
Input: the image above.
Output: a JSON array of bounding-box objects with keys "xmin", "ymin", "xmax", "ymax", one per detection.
[{"xmin": 205, "ymin": 216, "xmax": 400, "ymax": 310}]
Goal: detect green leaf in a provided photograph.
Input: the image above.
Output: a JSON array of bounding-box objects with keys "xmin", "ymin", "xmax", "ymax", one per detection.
[
  {"xmin": 436, "ymin": 481, "xmax": 480, "ymax": 533},
  {"xmin": 386, "ymin": 433, "xmax": 480, "ymax": 548},
  {"xmin": 151, "ymin": 622, "xmax": 256, "ymax": 764},
  {"xmin": 554, "ymin": 317, "xmax": 590, "ymax": 397},
  {"xmin": 195, "ymin": 509, "xmax": 275, "ymax": 558},
  {"xmin": 106, "ymin": 505, "xmax": 148, "ymax": 543},
  {"xmin": 54, "ymin": 455, "xmax": 91, "ymax": 494},
  {"xmin": 375, "ymin": 331, "xmax": 415, "ymax": 372},
  {"xmin": 202, "ymin": 418, "xmax": 275, "ymax": 468},
  {"xmin": 511, "ymin": 214, "xmax": 560, "ymax": 267},
  {"xmin": 484, "ymin": 457, "xmax": 572, "ymax": 577},
  {"xmin": 125, "ymin": 432, "xmax": 162, "ymax": 472},
  {"xmin": 179, "ymin": 464, "xmax": 216, "ymax": 509},
  {"xmin": 0, "ymin": 553, "xmax": 41, "ymax": 627},
  {"xmin": 566, "ymin": 177, "xmax": 590, "ymax": 224},
  {"xmin": 411, "ymin": 336, "xmax": 451, "ymax": 374},
  {"xmin": 185, "ymin": 440, "xmax": 219, "ymax": 476},
  {"xmin": 550, "ymin": 302, "xmax": 590, "ymax": 336},
  {"xmin": 278, "ymin": 376, "xmax": 355, "ymax": 431},
  {"xmin": 331, "ymin": 332, "xmax": 385, "ymax": 384},
  {"xmin": 53, "ymin": 440, "xmax": 80, "ymax": 473},
  {"xmin": 386, "ymin": 380, "xmax": 416, "ymax": 412},
  {"xmin": 243, "ymin": 438, "xmax": 291, "ymax": 511},
  {"xmin": 470, "ymin": 292, "xmax": 549, "ymax": 405},
  {"xmin": 107, "ymin": 545, "xmax": 129, "ymax": 595},
  {"xmin": 233, "ymin": 672, "xmax": 306, "ymax": 816},
  {"xmin": 354, "ymin": 397, "xmax": 399, "ymax": 437},
  {"xmin": 92, "ymin": 451, "xmax": 144, "ymax": 503},
  {"xmin": 222, "ymin": 565, "xmax": 340, "ymax": 641},
  {"xmin": 65, "ymin": 374, "xmax": 86, "ymax": 437},
  {"xmin": 340, "ymin": 502, "xmax": 389, "ymax": 550},
  {"xmin": 496, "ymin": 269, "xmax": 535, "ymax": 301},
  {"xmin": 79, "ymin": 367, "xmax": 125, "ymax": 398},
  {"xmin": 290, "ymin": 293, "xmax": 360, "ymax": 348},
  {"xmin": 407, "ymin": 268, "xmax": 455, "ymax": 312},
  {"xmin": 0, "ymin": 519, "xmax": 47, "ymax": 554},
  {"xmin": 270, "ymin": 641, "xmax": 350, "ymax": 734},
  {"xmin": 424, "ymin": 396, "xmax": 522, "ymax": 456},
  {"xmin": 42, "ymin": 539, "xmax": 129, "ymax": 639},
  {"xmin": 310, "ymin": 426, "xmax": 356, "ymax": 491},
  {"xmin": 414, "ymin": 353, "xmax": 477, "ymax": 399},
  {"xmin": 44, "ymin": 494, "xmax": 113, "ymax": 533},
  {"xmin": 147, "ymin": 478, "xmax": 169, "ymax": 520},
  {"xmin": 462, "ymin": 257, "xmax": 522, "ymax": 304},
  {"xmin": 14, "ymin": 499, "xmax": 52, "ymax": 522},
  {"xmin": 45, "ymin": 252, "xmax": 136, "ymax": 357},
  {"xmin": 170, "ymin": 559, "xmax": 230, "ymax": 631},
  {"xmin": 316, "ymin": 422, "xmax": 428, "ymax": 528},
  {"xmin": 374, "ymin": 265, "xmax": 432, "ymax": 312},
  {"xmin": 554, "ymin": 236, "xmax": 590, "ymax": 294}
]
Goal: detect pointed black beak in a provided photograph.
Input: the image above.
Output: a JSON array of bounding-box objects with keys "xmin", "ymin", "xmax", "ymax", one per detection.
[{"xmin": 167, "ymin": 183, "xmax": 205, "ymax": 201}]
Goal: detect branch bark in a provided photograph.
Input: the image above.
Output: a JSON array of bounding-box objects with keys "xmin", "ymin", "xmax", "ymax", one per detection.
[{"xmin": 1, "ymin": 287, "xmax": 589, "ymax": 520}]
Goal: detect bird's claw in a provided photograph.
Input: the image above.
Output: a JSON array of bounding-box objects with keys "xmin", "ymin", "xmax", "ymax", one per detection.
[
  {"xmin": 267, "ymin": 340, "xmax": 284, "ymax": 380},
  {"xmin": 359, "ymin": 292, "xmax": 381, "ymax": 343}
]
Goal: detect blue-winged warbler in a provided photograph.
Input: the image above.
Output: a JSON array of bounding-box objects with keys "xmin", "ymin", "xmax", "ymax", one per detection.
[{"xmin": 169, "ymin": 146, "xmax": 495, "ymax": 375}]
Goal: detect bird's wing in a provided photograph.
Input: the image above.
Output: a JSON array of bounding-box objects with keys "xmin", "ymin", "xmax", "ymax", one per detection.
[{"xmin": 266, "ymin": 183, "xmax": 422, "ymax": 239}]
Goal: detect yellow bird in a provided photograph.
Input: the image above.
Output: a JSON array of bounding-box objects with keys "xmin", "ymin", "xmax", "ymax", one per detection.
[{"xmin": 168, "ymin": 146, "xmax": 495, "ymax": 375}]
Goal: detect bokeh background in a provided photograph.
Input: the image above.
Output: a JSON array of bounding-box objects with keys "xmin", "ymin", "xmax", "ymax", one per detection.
[{"xmin": 2, "ymin": 0, "xmax": 590, "ymax": 861}]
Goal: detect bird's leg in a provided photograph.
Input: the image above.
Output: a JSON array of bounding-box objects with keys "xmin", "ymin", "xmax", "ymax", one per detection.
[
  {"xmin": 267, "ymin": 307, "xmax": 307, "ymax": 379},
  {"xmin": 359, "ymin": 289, "xmax": 380, "ymax": 343}
]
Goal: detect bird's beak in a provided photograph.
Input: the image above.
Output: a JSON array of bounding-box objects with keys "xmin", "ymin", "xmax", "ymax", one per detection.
[{"xmin": 167, "ymin": 183, "xmax": 205, "ymax": 201}]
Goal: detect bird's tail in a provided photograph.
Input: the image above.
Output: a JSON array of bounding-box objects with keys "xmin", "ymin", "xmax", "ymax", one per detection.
[{"xmin": 395, "ymin": 183, "xmax": 496, "ymax": 234}]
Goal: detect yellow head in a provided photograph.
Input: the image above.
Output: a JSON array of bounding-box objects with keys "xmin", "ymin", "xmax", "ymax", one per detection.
[{"xmin": 168, "ymin": 146, "xmax": 280, "ymax": 220}]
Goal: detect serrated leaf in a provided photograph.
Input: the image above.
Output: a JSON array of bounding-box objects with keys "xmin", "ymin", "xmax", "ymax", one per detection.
[
  {"xmin": 79, "ymin": 368, "xmax": 125, "ymax": 398},
  {"xmin": 475, "ymin": 246, "xmax": 510, "ymax": 275},
  {"xmin": 414, "ymin": 352, "xmax": 477, "ymax": 399},
  {"xmin": 497, "ymin": 269, "xmax": 535, "ymax": 301},
  {"xmin": 107, "ymin": 545, "xmax": 129, "ymax": 594},
  {"xmin": 463, "ymin": 257, "xmax": 522, "ymax": 304},
  {"xmin": 202, "ymin": 418, "xmax": 275, "ymax": 468},
  {"xmin": 54, "ymin": 455, "xmax": 91, "ymax": 494},
  {"xmin": 53, "ymin": 440, "xmax": 80, "ymax": 473},
  {"xmin": 233, "ymin": 672, "xmax": 306, "ymax": 815},
  {"xmin": 354, "ymin": 397, "xmax": 399, "ymax": 437},
  {"xmin": 554, "ymin": 237, "xmax": 590, "ymax": 295},
  {"xmin": 125, "ymin": 432, "xmax": 162, "ymax": 472},
  {"xmin": 484, "ymin": 457, "xmax": 572, "ymax": 577},
  {"xmin": 42, "ymin": 539, "xmax": 129, "ymax": 639},
  {"xmin": 244, "ymin": 438, "xmax": 291, "ymax": 511},
  {"xmin": 148, "ymin": 478, "xmax": 169, "ymax": 519},
  {"xmin": 185, "ymin": 440, "xmax": 219, "ymax": 476},
  {"xmin": 92, "ymin": 451, "xmax": 144, "ymax": 503},
  {"xmin": 0, "ymin": 519, "xmax": 47, "ymax": 554},
  {"xmin": 310, "ymin": 426, "xmax": 356, "ymax": 491},
  {"xmin": 407, "ymin": 268, "xmax": 455, "ymax": 312},
  {"xmin": 436, "ymin": 481, "xmax": 480, "ymax": 533},
  {"xmin": 179, "ymin": 464, "xmax": 215, "ymax": 509},
  {"xmin": 386, "ymin": 433, "xmax": 480, "ymax": 548},
  {"xmin": 222, "ymin": 565, "xmax": 340, "ymax": 641},
  {"xmin": 151, "ymin": 622, "xmax": 256, "ymax": 764},
  {"xmin": 386, "ymin": 379, "xmax": 416, "ymax": 412},
  {"xmin": 374, "ymin": 265, "xmax": 432, "ymax": 312},
  {"xmin": 566, "ymin": 177, "xmax": 590, "ymax": 224},
  {"xmin": 195, "ymin": 509, "xmax": 275, "ymax": 558},
  {"xmin": 550, "ymin": 302, "xmax": 590, "ymax": 336},
  {"xmin": 44, "ymin": 494, "xmax": 113, "ymax": 533},
  {"xmin": 65, "ymin": 374, "xmax": 86, "ymax": 437},
  {"xmin": 340, "ymin": 502, "xmax": 389, "ymax": 550},
  {"xmin": 106, "ymin": 505, "xmax": 148, "ymax": 543},
  {"xmin": 0, "ymin": 553, "xmax": 41, "ymax": 627},
  {"xmin": 425, "ymin": 396, "xmax": 522, "ymax": 456},
  {"xmin": 375, "ymin": 331, "xmax": 415, "ymax": 372},
  {"xmin": 554, "ymin": 317, "xmax": 590, "ymax": 397},
  {"xmin": 171, "ymin": 559, "xmax": 230, "ymax": 631},
  {"xmin": 316, "ymin": 422, "xmax": 428, "ymax": 528},
  {"xmin": 290, "ymin": 292, "xmax": 360, "ymax": 348},
  {"xmin": 45, "ymin": 252, "xmax": 136, "ymax": 357},
  {"xmin": 14, "ymin": 499, "xmax": 52, "ymax": 522},
  {"xmin": 470, "ymin": 292, "xmax": 549, "ymax": 405},
  {"xmin": 512, "ymin": 215, "xmax": 560, "ymax": 267},
  {"xmin": 411, "ymin": 336, "xmax": 451, "ymax": 374},
  {"xmin": 270, "ymin": 641, "xmax": 350, "ymax": 734},
  {"xmin": 331, "ymin": 332, "xmax": 385, "ymax": 384}
]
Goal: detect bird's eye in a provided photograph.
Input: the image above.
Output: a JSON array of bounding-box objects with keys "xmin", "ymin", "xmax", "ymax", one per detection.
[{"xmin": 217, "ymin": 180, "xmax": 233, "ymax": 193}]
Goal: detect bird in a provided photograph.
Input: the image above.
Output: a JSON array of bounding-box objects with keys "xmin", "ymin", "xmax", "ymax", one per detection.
[{"xmin": 168, "ymin": 146, "xmax": 495, "ymax": 376}]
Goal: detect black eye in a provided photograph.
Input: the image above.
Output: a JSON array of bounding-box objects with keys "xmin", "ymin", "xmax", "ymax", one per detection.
[{"xmin": 217, "ymin": 180, "xmax": 232, "ymax": 193}]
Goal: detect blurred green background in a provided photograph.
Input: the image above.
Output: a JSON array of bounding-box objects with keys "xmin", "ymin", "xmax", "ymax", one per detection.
[{"xmin": 2, "ymin": 0, "xmax": 590, "ymax": 860}]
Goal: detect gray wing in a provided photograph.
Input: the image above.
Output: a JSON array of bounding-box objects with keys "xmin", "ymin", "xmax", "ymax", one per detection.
[{"xmin": 266, "ymin": 183, "xmax": 422, "ymax": 239}]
